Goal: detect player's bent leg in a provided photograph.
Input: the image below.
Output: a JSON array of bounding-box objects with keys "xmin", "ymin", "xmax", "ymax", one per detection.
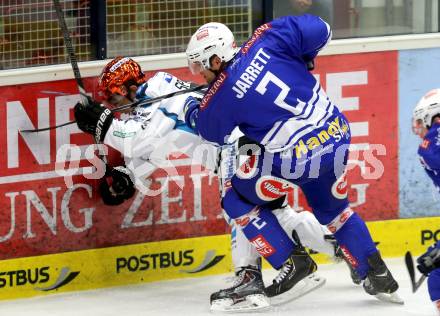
[
  {"xmin": 323, "ymin": 234, "xmax": 362, "ymax": 285},
  {"xmin": 273, "ymin": 207, "xmax": 335, "ymax": 256},
  {"xmin": 236, "ymin": 207, "xmax": 318, "ymax": 299},
  {"xmin": 264, "ymin": 230, "xmax": 317, "ymax": 298},
  {"xmin": 223, "ymin": 212, "xmax": 260, "ymax": 271},
  {"xmin": 232, "ymin": 220, "xmax": 261, "ymax": 270},
  {"xmin": 320, "ymin": 207, "xmax": 401, "ymax": 303},
  {"xmin": 300, "ymin": 164, "xmax": 401, "ymax": 302},
  {"xmin": 223, "ymin": 186, "xmax": 318, "ymax": 295},
  {"xmin": 223, "ymin": 179, "xmax": 296, "ymax": 269},
  {"xmin": 272, "ymin": 202, "xmax": 361, "ymax": 285}
]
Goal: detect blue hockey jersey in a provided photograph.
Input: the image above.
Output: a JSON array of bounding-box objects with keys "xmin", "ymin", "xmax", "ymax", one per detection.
[
  {"xmin": 418, "ymin": 122, "xmax": 440, "ymax": 191},
  {"xmin": 197, "ymin": 14, "xmax": 337, "ymax": 152}
]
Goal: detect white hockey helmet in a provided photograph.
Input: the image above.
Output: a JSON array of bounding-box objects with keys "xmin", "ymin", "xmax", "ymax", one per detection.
[
  {"xmin": 412, "ymin": 88, "xmax": 440, "ymax": 136},
  {"xmin": 186, "ymin": 22, "xmax": 238, "ymax": 74}
]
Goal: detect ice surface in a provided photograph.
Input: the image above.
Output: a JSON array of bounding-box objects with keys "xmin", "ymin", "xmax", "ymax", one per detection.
[{"xmin": 0, "ymin": 257, "xmax": 435, "ymax": 316}]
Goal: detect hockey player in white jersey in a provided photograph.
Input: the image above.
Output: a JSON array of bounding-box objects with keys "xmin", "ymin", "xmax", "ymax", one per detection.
[{"xmin": 74, "ymin": 57, "xmax": 357, "ymax": 312}]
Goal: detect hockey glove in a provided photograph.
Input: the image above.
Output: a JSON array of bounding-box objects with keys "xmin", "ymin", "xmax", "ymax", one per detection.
[
  {"xmin": 417, "ymin": 242, "xmax": 440, "ymax": 276},
  {"xmin": 99, "ymin": 166, "xmax": 135, "ymax": 206},
  {"xmin": 183, "ymin": 96, "xmax": 200, "ymax": 134},
  {"xmin": 74, "ymin": 100, "xmax": 114, "ymax": 143}
]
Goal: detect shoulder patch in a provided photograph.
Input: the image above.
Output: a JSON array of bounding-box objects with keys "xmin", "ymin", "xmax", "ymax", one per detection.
[
  {"xmin": 241, "ymin": 23, "xmax": 271, "ymax": 54},
  {"xmin": 200, "ymin": 72, "xmax": 228, "ymax": 110}
]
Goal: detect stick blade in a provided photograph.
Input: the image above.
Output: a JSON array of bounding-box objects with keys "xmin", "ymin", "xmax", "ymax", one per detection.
[{"xmin": 405, "ymin": 251, "xmax": 417, "ymax": 292}]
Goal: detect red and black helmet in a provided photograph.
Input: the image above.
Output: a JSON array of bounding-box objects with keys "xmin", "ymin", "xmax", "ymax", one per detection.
[{"xmin": 97, "ymin": 56, "xmax": 147, "ymax": 100}]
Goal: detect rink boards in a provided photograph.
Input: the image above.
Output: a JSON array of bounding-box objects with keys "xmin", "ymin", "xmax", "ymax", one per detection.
[
  {"xmin": 0, "ymin": 216, "xmax": 438, "ymax": 300},
  {"xmin": 1, "ymin": 38, "xmax": 440, "ymax": 302}
]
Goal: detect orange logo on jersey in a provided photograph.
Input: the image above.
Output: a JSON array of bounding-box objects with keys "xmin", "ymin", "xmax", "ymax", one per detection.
[{"xmin": 421, "ymin": 139, "xmax": 430, "ymax": 149}]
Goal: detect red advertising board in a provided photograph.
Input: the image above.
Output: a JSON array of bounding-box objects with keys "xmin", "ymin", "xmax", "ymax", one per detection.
[
  {"xmin": 0, "ymin": 68, "xmax": 227, "ymax": 260},
  {"xmin": 0, "ymin": 53, "xmax": 398, "ymax": 260}
]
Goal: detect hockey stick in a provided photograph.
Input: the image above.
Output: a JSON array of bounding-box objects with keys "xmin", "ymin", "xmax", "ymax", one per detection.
[
  {"xmin": 405, "ymin": 251, "xmax": 427, "ymax": 293},
  {"xmin": 20, "ymin": 83, "xmax": 207, "ymax": 133},
  {"xmin": 52, "ymin": 0, "xmax": 88, "ymax": 104},
  {"xmin": 51, "ymin": 0, "xmax": 110, "ymax": 169}
]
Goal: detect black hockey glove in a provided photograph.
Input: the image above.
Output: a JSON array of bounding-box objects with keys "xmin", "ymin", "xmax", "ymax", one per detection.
[
  {"xmin": 237, "ymin": 136, "xmax": 261, "ymax": 156},
  {"xmin": 417, "ymin": 244, "xmax": 440, "ymax": 276},
  {"xmin": 99, "ymin": 166, "xmax": 135, "ymax": 206},
  {"xmin": 74, "ymin": 100, "xmax": 114, "ymax": 143}
]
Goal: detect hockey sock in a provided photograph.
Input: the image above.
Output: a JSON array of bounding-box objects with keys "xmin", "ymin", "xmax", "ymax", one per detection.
[
  {"xmin": 231, "ymin": 222, "xmax": 260, "ymax": 270},
  {"xmin": 331, "ymin": 211, "xmax": 377, "ymax": 279},
  {"xmin": 239, "ymin": 207, "xmax": 295, "ymax": 269}
]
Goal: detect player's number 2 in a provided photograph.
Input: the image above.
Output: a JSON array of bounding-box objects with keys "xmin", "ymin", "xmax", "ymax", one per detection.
[{"xmin": 255, "ymin": 71, "xmax": 301, "ymax": 115}]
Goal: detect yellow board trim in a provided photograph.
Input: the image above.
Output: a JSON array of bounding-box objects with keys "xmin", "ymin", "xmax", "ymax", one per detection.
[{"xmin": 0, "ymin": 217, "xmax": 439, "ymax": 300}]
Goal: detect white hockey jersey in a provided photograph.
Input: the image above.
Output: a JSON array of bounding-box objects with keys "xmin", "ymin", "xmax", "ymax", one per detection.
[{"xmin": 103, "ymin": 72, "xmax": 218, "ymax": 195}]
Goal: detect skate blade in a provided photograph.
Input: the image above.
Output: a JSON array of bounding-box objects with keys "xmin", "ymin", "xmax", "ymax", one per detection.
[
  {"xmin": 271, "ymin": 274, "xmax": 326, "ymax": 307},
  {"xmin": 210, "ymin": 294, "xmax": 270, "ymax": 313},
  {"xmin": 374, "ymin": 291, "xmax": 404, "ymax": 305}
]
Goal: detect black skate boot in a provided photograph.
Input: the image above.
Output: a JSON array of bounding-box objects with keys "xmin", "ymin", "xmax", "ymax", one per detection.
[
  {"xmin": 363, "ymin": 251, "xmax": 403, "ymax": 304},
  {"xmin": 325, "ymin": 235, "xmax": 362, "ymax": 285},
  {"xmin": 210, "ymin": 266, "xmax": 269, "ymax": 312},
  {"xmin": 265, "ymin": 234, "xmax": 317, "ymax": 297}
]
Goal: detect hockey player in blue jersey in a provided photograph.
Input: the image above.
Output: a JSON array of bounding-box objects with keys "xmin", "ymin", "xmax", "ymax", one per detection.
[
  {"xmin": 413, "ymin": 89, "xmax": 440, "ymax": 192},
  {"xmin": 184, "ymin": 14, "xmax": 401, "ymax": 304},
  {"xmin": 412, "ymin": 88, "xmax": 440, "ymax": 314},
  {"xmin": 417, "ymin": 242, "xmax": 440, "ymax": 315},
  {"xmin": 73, "ymin": 56, "xmax": 352, "ymax": 311}
]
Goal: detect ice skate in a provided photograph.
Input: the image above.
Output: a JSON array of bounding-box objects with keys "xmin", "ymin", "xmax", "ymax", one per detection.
[
  {"xmin": 265, "ymin": 237, "xmax": 317, "ymax": 298},
  {"xmin": 270, "ymin": 273, "xmax": 326, "ymax": 306},
  {"xmin": 210, "ymin": 266, "xmax": 270, "ymax": 312},
  {"xmin": 363, "ymin": 251, "xmax": 404, "ymax": 305}
]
